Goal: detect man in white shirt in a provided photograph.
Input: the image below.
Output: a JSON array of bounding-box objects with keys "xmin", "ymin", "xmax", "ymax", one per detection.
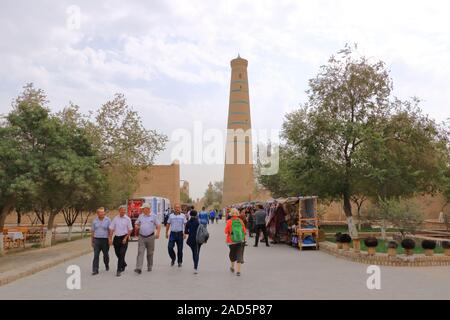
[
  {"xmin": 134, "ymin": 203, "xmax": 161, "ymax": 274},
  {"xmin": 109, "ymin": 205, "xmax": 133, "ymax": 277}
]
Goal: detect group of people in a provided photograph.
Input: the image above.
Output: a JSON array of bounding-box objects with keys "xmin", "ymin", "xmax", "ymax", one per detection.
[
  {"xmin": 90, "ymin": 203, "xmax": 248, "ymax": 277},
  {"xmin": 225, "ymin": 204, "xmax": 271, "ymax": 247}
]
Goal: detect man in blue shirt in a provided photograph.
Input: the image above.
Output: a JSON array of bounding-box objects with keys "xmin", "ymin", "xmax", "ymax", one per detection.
[
  {"xmin": 91, "ymin": 207, "xmax": 111, "ymax": 275},
  {"xmin": 199, "ymin": 206, "xmax": 209, "ymax": 226},
  {"xmin": 166, "ymin": 203, "xmax": 187, "ymax": 267},
  {"xmin": 209, "ymin": 209, "xmax": 216, "ymax": 224},
  {"xmin": 134, "ymin": 203, "xmax": 161, "ymax": 274}
]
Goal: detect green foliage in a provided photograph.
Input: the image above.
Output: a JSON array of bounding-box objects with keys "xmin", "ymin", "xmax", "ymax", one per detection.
[{"xmin": 203, "ymin": 181, "xmax": 223, "ymax": 208}]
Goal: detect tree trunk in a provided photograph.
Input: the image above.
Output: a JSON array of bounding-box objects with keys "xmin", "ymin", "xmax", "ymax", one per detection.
[
  {"xmin": 17, "ymin": 211, "xmax": 21, "ymax": 226},
  {"xmin": 0, "ymin": 212, "xmax": 8, "ymax": 256},
  {"xmin": 381, "ymin": 219, "xmax": 387, "ymax": 240},
  {"xmin": 44, "ymin": 212, "xmax": 58, "ymax": 247},
  {"xmin": 343, "ymin": 193, "xmax": 359, "ymax": 239},
  {"xmin": 67, "ymin": 225, "xmax": 73, "ymax": 241}
]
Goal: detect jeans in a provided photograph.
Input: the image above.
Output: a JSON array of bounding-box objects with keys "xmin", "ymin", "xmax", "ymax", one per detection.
[
  {"xmin": 92, "ymin": 238, "xmax": 109, "ymax": 272},
  {"xmin": 136, "ymin": 234, "xmax": 155, "ymax": 270},
  {"xmin": 254, "ymin": 225, "xmax": 269, "ymax": 246},
  {"xmin": 113, "ymin": 235, "xmax": 128, "ymax": 271},
  {"xmin": 188, "ymin": 243, "xmax": 202, "ymax": 269},
  {"xmin": 168, "ymin": 231, "xmax": 184, "ymax": 264}
]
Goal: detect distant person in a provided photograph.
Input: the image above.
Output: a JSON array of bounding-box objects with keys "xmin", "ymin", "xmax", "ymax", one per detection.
[
  {"xmin": 134, "ymin": 203, "xmax": 161, "ymax": 274},
  {"xmin": 224, "ymin": 208, "xmax": 246, "ymax": 276},
  {"xmin": 199, "ymin": 207, "xmax": 209, "ymax": 226},
  {"xmin": 109, "ymin": 205, "xmax": 133, "ymax": 276},
  {"xmin": 254, "ymin": 204, "xmax": 270, "ymax": 247},
  {"xmin": 166, "ymin": 203, "xmax": 187, "ymax": 267},
  {"xmin": 218, "ymin": 210, "xmax": 223, "ymax": 222},
  {"xmin": 215, "ymin": 210, "xmax": 219, "ymax": 223},
  {"xmin": 247, "ymin": 208, "xmax": 255, "ymax": 238},
  {"xmin": 209, "ymin": 209, "xmax": 216, "ymax": 224},
  {"xmin": 163, "ymin": 207, "xmax": 171, "ymax": 226},
  {"xmin": 185, "ymin": 210, "xmax": 209, "ymax": 274},
  {"xmin": 91, "ymin": 207, "xmax": 111, "ymax": 275}
]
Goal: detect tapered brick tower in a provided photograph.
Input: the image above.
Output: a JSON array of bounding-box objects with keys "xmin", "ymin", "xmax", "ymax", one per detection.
[{"xmin": 222, "ymin": 55, "xmax": 254, "ymax": 207}]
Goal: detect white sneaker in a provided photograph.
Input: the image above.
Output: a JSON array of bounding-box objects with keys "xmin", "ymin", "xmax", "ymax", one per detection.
[{"xmin": 194, "ymin": 268, "xmax": 198, "ymax": 274}]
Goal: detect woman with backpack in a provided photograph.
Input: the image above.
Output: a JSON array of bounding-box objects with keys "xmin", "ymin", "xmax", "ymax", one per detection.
[
  {"xmin": 184, "ymin": 210, "xmax": 208, "ymax": 274},
  {"xmin": 224, "ymin": 208, "xmax": 246, "ymax": 276}
]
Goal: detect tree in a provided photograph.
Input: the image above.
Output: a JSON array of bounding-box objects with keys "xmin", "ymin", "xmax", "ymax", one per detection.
[
  {"xmin": 203, "ymin": 181, "xmax": 223, "ymax": 208},
  {"xmin": 366, "ymin": 198, "xmax": 424, "ymax": 239},
  {"xmin": 65, "ymin": 94, "xmax": 168, "ymax": 208},
  {"xmin": 259, "ymin": 45, "xmax": 448, "ymax": 239}
]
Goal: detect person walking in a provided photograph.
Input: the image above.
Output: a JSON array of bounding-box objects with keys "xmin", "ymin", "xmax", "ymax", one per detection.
[
  {"xmin": 215, "ymin": 209, "xmax": 219, "ymax": 223},
  {"xmin": 254, "ymin": 204, "xmax": 270, "ymax": 247},
  {"xmin": 91, "ymin": 207, "xmax": 111, "ymax": 275},
  {"xmin": 218, "ymin": 210, "xmax": 223, "ymax": 222},
  {"xmin": 166, "ymin": 203, "xmax": 187, "ymax": 267},
  {"xmin": 134, "ymin": 203, "xmax": 161, "ymax": 274},
  {"xmin": 224, "ymin": 208, "xmax": 246, "ymax": 276},
  {"xmin": 247, "ymin": 208, "xmax": 255, "ymax": 238},
  {"xmin": 209, "ymin": 209, "xmax": 216, "ymax": 224},
  {"xmin": 184, "ymin": 210, "xmax": 207, "ymax": 274},
  {"xmin": 109, "ymin": 205, "xmax": 133, "ymax": 276},
  {"xmin": 199, "ymin": 207, "xmax": 209, "ymax": 226}
]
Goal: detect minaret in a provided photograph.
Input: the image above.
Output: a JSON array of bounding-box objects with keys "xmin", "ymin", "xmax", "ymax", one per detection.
[{"xmin": 222, "ymin": 55, "xmax": 254, "ymax": 207}]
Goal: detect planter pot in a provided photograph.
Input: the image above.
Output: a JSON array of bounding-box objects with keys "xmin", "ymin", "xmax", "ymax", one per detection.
[
  {"xmin": 387, "ymin": 247, "xmax": 397, "ymax": 257},
  {"xmin": 444, "ymin": 248, "xmax": 450, "ymax": 256},
  {"xmin": 367, "ymin": 247, "xmax": 376, "ymax": 256},
  {"xmin": 353, "ymin": 239, "xmax": 361, "ymax": 253},
  {"xmin": 424, "ymin": 249, "xmax": 434, "ymax": 256},
  {"xmin": 405, "ymin": 248, "xmax": 414, "ymax": 256},
  {"xmin": 342, "ymin": 243, "xmax": 350, "ymax": 251},
  {"xmin": 337, "ymin": 242, "xmax": 343, "ymax": 250}
]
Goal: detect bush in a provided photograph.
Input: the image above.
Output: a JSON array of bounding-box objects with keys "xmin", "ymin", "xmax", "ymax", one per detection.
[
  {"xmin": 335, "ymin": 232, "xmax": 342, "ymax": 242},
  {"xmin": 442, "ymin": 241, "xmax": 450, "ymax": 249},
  {"xmin": 421, "ymin": 240, "xmax": 436, "ymax": 250},
  {"xmin": 387, "ymin": 241, "xmax": 398, "ymax": 249},
  {"xmin": 401, "ymin": 238, "xmax": 416, "ymax": 250},
  {"xmin": 364, "ymin": 237, "xmax": 378, "ymax": 247},
  {"xmin": 339, "ymin": 234, "xmax": 352, "ymax": 243}
]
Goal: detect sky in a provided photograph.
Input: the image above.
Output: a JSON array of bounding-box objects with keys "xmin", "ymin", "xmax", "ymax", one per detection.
[{"xmin": 1, "ymin": 0, "xmax": 450, "ymax": 200}]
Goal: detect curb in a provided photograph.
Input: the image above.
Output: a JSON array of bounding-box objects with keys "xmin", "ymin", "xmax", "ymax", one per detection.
[
  {"xmin": 320, "ymin": 241, "xmax": 450, "ymax": 267},
  {"xmin": 0, "ymin": 247, "xmax": 92, "ymax": 287}
]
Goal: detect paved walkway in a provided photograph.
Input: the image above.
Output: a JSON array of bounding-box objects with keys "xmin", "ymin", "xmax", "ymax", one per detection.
[
  {"xmin": 0, "ymin": 222, "xmax": 449, "ymax": 299},
  {"xmin": 0, "ymin": 237, "xmax": 91, "ymax": 286}
]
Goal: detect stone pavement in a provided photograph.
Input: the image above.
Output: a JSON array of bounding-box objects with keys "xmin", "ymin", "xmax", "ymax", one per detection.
[
  {"xmin": 0, "ymin": 222, "xmax": 449, "ymax": 299},
  {"xmin": 0, "ymin": 237, "xmax": 91, "ymax": 286}
]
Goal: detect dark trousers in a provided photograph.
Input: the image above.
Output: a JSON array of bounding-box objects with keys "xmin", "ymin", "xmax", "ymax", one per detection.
[
  {"xmin": 92, "ymin": 238, "xmax": 109, "ymax": 272},
  {"xmin": 254, "ymin": 225, "xmax": 269, "ymax": 246},
  {"xmin": 188, "ymin": 243, "xmax": 202, "ymax": 269},
  {"xmin": 113, "ymin": 235, "xmax": 128, "ymax": 271},
  {"xmin": 168, "ymin": 231, "xmax": 184, "ymax": 264}
]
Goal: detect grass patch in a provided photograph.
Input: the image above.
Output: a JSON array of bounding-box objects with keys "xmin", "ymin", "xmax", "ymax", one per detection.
[
  {"xmin": 321, "ymin": 225, "xmax": 398, "ymax": 234},
  {"xmin": 326, "ymin": 238, "xmax": 445, "ymax": 254}
]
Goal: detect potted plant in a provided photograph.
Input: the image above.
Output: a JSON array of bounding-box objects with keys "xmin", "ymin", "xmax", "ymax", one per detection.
[
  {"xmin": 335, "ymin": 232, "xmax": 343, "ymax": 250},
  {"xmin": 401, "ymin": 238, "xmax": 416, "ymax": 256},
  {"xmin": 442, "ymin": 241, "xmax": 450, "ymax": 256},
  {"xmin": 387, "ymin": 241, "xmax": 398, "ymax": 257},
  {"xmin": 364, "ymin": 237, "xmax": 378, "ymax": 256},
  {"xmin": 421, "ymin": 240, "xmax": 436, "ymax": 256},
  {"xmin": 340, "ymin": 234, "xmax": 352, "ymax": 251}
]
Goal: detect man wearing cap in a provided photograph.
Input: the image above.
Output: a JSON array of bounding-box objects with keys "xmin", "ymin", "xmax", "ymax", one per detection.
[
  {"xmin": 166, "ymin": 203, "xmax": 187, "ymax": 267},
  {"xmin": 109, "ymin": 205, "xmax": 133, "ymax": 277},
  {"xmin": 91, "ymin": 207, "xmax": 111, "ymax": 275},
  {"xmin": 134, "ymin": 203, "xmax": 161, "ymax": 274}
]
